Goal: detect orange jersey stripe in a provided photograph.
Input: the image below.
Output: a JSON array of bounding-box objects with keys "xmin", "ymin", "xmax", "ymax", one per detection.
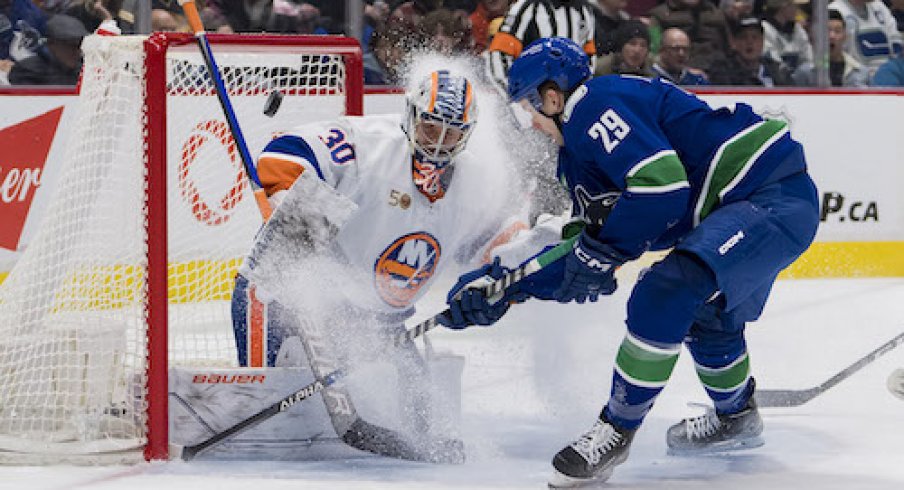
[
  {"xmin": 248, "ymin": 286, "xmax": 265, "ymax": 368},
  {"xmin": 488, "ymin": 32, "xmax": 523, "ymax": 57},
  {"xmin": 257, "ymin": 155, "xmax": 305, "ymax": 197}
]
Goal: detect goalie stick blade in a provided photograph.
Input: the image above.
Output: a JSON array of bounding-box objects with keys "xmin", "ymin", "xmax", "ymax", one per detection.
[
  {"xmin": 888, "ymin": 369, "xmax": 904, "ymax": 401},
  {"xmin": 342, "ymin": 418, "xmax": 465, "ymax": 464}
]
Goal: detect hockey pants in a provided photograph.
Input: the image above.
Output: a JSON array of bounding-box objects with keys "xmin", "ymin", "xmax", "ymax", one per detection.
[{"xmin": 605, "ymin": 171, "xmax": 819, "ymax": 429}]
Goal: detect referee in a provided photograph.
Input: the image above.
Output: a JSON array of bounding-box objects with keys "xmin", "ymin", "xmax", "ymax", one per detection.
[{"xmin": 486, "ymin": 0, "xmax": 597, "ymax": 91}]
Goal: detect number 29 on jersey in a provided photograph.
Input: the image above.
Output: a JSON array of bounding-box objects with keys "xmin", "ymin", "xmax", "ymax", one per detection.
[{"xmin": 588, "ymin": 109, "xmax": 631, "ymax": 153}]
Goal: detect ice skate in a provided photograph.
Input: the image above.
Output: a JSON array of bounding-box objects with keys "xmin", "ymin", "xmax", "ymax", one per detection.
[
  {"xmin": 666, "ymin": 393, "xmax": 764, "ymax": 455},
  {"xmin": 548, "ymin": 412, "xmax": 635, "ymax": 488}
]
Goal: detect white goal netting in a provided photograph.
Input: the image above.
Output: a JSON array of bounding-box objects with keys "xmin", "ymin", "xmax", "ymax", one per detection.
[{"xmin": 0, "ymin": 34, "xmax": 359, "ymax": 463}]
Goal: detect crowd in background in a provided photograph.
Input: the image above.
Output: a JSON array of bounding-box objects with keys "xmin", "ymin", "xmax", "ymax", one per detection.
[{"xmin": 1, "ymin": 0, "xmax": 902, "ymax": 87}]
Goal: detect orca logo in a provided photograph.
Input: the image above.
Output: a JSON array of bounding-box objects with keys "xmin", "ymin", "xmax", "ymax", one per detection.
[
  {"xmin": 374, "ymin": 232, "xmax": 441, "ymax": 307},
  {"xmin": 573, "ymin": 185, "xmax": 620, "ymax": 229}
]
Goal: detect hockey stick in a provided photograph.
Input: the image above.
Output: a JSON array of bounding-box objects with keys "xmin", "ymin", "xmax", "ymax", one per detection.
[
  {"xmin": 177, "ymin": 0, "xmax": 272, "ymax": 220},
  {"xmin": 176, "ymin": 237, "xmax": 577, "ymax": 460},
  {"xmin": 755, "ymin": 330, "xmax": 904, "ymax": 408}
]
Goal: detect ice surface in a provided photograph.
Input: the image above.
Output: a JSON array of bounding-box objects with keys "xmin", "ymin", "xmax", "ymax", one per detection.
[{"xmin": 2, "ymin": 276, "xmax": 903, "ymax": 490}]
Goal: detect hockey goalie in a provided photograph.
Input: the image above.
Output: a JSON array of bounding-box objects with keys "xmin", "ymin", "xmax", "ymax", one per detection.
[{"xmin": 169, "ymin": 69, "xmax": 528, "ymax": 463}]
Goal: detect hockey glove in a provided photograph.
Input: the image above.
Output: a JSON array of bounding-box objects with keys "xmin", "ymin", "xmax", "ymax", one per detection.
[
  {"xmin": 441, "ymin": 257, "xmax": 521, "ymax": 329},
  {"xmin": 553, "ymin": 231, "xmax": 626, "ymax": 304}
]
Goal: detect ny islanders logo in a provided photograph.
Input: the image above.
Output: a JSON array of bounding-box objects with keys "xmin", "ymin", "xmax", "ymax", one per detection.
[{"xmin": 374, "ymin": 232, "xmax": 441, "ymax": 307}]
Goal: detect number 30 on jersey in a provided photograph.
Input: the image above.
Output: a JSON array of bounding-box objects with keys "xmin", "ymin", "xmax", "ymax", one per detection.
[{"xmin": 588, "ymin": 109, "xmax": 630, "ymax": 153}]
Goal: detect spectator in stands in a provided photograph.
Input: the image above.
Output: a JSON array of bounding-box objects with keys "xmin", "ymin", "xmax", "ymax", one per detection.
[
  {"xmin": 65, "ymin": 0, "xmax": 132, "ymax": 33},
  {"xmin": 470, "ymin": 0, "xmax": 510, "ymax": 52},
  {"xmin": 647, "ymin": 0, "xmax": 728, "ymax": 72},
  {"xmin": 794, "ymin": 9, "xmax": 868, "ymax": 86},
  {"xmin": 421, "ymin": 7, "xmax": 474, "ymax": 54},
  {"xmin": 444, "ymin": 0, "xmax": 479, "ymax": 16},
  {"xmin": 151, "ymin": 6, "xmax": 188, "ymax": 31},
  {"xmin": 591, "ymin": 0, "xmax": 630, "ymax": 55},
  {"xmin": 33, "ymin": 0, "xmax": 74, "ymax": 15},
  {"xmin": 1, "ymin": 16, "xmax": 43, "ymax": 85},
  {"xmin": 362, "ymin": 1, "xmax": 390, "ymax": 52},
  {"xmin": 485, "ymin": 0, "xmax": 596, "ymax": 92},
  {"xmin": 363, "ymin": 18, "xmax": 421, "ymax": 85},
  {"xmin": 1, "ymin": 0, "xmax": 47, "ymax": 63},
  {"xmin": 595, "ymin": 18, "xmax": 653, "ymax": 76},
  {"xmin": 708, "ymin": 15, "xmax": 793, "ymax": 85},
  {"xmin": 892, "ymin": 0, "xmax": 904, "ymax": 36},
  {"xmin": 0, "ymin": 58, "xmax": 9, "ymax": 85},
  {"xmin": 761, "ymin": 0, "xmax": 813, "ymax": 80},
  {"xmin": 8, "ymin": 13, "xmax": 85, "ymax": 85},
  {"xmin": 871, "ymin": 56, "xmax": 904, "ymax": 85},
  {"xmin": 271, "ymin": 0, "xmax": 328, "ymax": 34},
  {"xmin": 652, "ymin": 27, "xmax": 711, "ymax": 84},
  {"xmin": 305, "ymin": 0, "xmax": 345, "ymax": 34},
  {"xmin": 719, "ymin": 0, "xmax": 753, "ymax": 22},
  {"xmin": 626, "ymin": 0, "xmax": 656, "ymax": 19},
  {"xmin": 828, "ymin": 0, "xmax": 903, "ymax": 80},
  {"xmin": 390, "ymin": 0, "xmax": 440, "ymax": 26},
  {"xmin": 201, "ymin": 0, "xmax": 323, "ymax": 34}
]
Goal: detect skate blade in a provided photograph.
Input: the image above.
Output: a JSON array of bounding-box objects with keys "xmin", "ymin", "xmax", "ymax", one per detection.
[
  {"xmin": 667, "ymin": 435, "xmax": 765, "ymax": 456},
  {"xmin": 548, "ymin": 467, "xmax": 614, "ymax": 488}
]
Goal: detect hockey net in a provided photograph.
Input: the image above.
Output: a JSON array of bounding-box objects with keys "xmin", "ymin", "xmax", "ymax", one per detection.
[{"xmin": 0, "ymin": 33, "xmax": 362, "ymax": 464}]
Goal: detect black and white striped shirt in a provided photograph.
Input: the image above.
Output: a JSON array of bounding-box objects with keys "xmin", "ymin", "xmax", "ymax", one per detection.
[{"xmin": 486, "ymin": 0, "xmax": 597, "ymax": 91}]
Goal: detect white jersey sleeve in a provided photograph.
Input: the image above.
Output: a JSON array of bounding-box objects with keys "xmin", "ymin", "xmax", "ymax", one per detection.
[{"xmin": 256, "ymin": 119, "xmax": 361, "ymax": 199}]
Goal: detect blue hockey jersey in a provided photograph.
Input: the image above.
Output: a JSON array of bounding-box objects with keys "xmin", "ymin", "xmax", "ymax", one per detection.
[{"xmin": 558, "ymin": 75, "xmax": 806, "ymax": 259}]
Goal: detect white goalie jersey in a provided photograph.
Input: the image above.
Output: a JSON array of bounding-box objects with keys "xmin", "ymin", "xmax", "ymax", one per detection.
[{"xmin": 248, "ymin": 114, "xmax": 522, "ymax": 315}]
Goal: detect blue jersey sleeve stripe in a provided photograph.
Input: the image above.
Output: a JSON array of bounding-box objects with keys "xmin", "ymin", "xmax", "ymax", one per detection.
[{"xmin": 263, "ymin": 135, "xmax": 325, "ymax": 181}]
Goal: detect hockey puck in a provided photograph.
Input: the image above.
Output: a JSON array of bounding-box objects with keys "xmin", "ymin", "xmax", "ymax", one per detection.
[
  {"xmin": 263, "ymin": 90, "xmax": 284, "ymax": 117},
  {"xmin": 888, "ymin": 368, "xmax": 904, "ymax": 401}
]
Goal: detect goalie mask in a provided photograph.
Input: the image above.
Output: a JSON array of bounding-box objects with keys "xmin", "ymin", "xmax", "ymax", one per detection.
[{"xmin": 403, "ymin": 70, "xmax": 477, "ymax": 164}]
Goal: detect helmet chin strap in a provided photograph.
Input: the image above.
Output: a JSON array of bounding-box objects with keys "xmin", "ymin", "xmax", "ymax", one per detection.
[{"xmin": 545, "ymin": 83, "xmax": 582, "ymax": 130}]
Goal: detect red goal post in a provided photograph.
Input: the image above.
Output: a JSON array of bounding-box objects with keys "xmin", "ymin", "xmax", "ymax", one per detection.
[{"xmin": 0, "ymin": 32, "xmax": 363, "ymax": 464}]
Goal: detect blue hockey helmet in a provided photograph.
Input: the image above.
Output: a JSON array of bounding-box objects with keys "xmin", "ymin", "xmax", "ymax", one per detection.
[{"xmin": 507, "ymin": 37, "xmax": 591, "ymax": 112}]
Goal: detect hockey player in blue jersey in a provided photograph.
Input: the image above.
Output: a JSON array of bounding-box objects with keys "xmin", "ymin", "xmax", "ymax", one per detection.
[{"xmin": 441, "ymin": 37, "xmax": 819, "ymax": 486}]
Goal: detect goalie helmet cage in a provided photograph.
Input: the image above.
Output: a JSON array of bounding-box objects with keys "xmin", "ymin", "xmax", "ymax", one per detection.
[{"xmin": 0, "ymin": 33, "xmax": 362, "ymax": 464}]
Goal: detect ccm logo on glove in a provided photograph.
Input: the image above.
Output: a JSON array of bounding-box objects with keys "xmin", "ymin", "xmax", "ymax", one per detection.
[{"xmin": 575, "ymin": 244, "xmax": 616, "ymax": 272}]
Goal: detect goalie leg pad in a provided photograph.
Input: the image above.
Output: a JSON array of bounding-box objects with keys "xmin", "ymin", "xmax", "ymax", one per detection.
[{"xmin": 232, "ymin": 274, "xmax": 303, "ymax": 367}]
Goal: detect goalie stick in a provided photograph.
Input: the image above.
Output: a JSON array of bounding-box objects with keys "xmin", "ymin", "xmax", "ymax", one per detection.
[
  {"xmin": 755, "ymin": 330, "xmax": 904, "ymax": 408},
  {"xmin": 177, "ymin": 0, "xmax": 272, "ymax": 220},
  {"xmin": 175, "ymin": 237, "xmax": 577, "ymax": 461}
]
